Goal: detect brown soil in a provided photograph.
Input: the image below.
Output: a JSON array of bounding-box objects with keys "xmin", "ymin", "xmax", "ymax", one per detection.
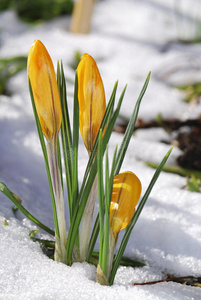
[
  {"xmin": 176, "ymin": 127, "xmax": 201, "ymax": 171},
  {"xmin": 114, "ymin": 117, "xmax": 201, "ymax": 171}
]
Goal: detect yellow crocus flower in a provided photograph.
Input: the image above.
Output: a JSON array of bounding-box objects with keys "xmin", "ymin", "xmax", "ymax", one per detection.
[
  {"xmin": 110, "ymin": 171, "xmax": 142, "ymax": 238},
  {"xmin": 27, "ymin": 39, "xmax": 62, "ymax": 141},
  {"xmin": 27, "ymin": 40, "xmax": 66, "ymax": 263},
  {"xmin": 77, "ymin": 53, "xmax": 106, "ymax": 261},
  {"xmin": 96, "ymin": 171, "xmax": 142, "ymax": 284},
  {"xmin": 77, "ymin": 53, "xmax": 106, "ymax": 153}
]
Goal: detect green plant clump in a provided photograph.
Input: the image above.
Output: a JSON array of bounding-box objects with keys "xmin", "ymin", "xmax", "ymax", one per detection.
[
  {"xmin": 0, "ymin": 40, "xmax": 172, "ymax": 285},
  {"xmin": 177, "ymin": 82, "xmax": 201, "ymax": 103},
  {"xmin": 0, "ymin": 0, "xmax": 73, "ymax": 22},
  {"xmin": 0, "ymin": 56, "xmax": 27, "ymax": 95},
  {"xmin": 0, "ymin": 0, "xmax": 12, "ymax": 10}
]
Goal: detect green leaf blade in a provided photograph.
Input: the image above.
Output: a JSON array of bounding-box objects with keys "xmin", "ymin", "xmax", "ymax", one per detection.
[
  {"xmin": 97, "ymin": 130, "xmax": 104, "ymax": 267},
  {"xmin": 0, "ymin": 182, "xmax": 55, "ymax": 236},
  {"xmin": 72, "ymin": 71, "xmax": 79, "ymax": 212},
  {"xmin": 114, "ymin": 72, "xmax": 151, "ymax": 176},
  {"xmin": 28, "ymin": 79, "xmax": 59, "ymax": 238},
  {"xmin": 109, "ymin": 146, "xmax": 173, "ymax": 285},
  {"xmin": 57, "ymin": 61, "xmax": 73, "ymax": 221}
]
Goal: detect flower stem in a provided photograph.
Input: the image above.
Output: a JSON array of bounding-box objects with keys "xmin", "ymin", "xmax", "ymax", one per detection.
[
  {"xmin": 96, "ymin": 229, "xmax": 116, "ymax": 285},
  {"xmin": 47, "ymin": 136, "xmax": 67, "ymax": 263},
  {"xmin": 107, "ymin": 228, "xmax": 117, "ymax": 282},
  {"xmin": 79, "ymin": 174, "xmax": 98, "ymax": 261}
]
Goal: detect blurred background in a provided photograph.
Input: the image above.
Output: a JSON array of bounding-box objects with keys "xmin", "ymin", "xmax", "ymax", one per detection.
[{"xmin": 0, "ymin": 0, "xmax": 201, "ymax": 203}]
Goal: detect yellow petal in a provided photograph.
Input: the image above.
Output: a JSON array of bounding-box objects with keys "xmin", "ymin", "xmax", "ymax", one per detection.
[
  {"xmin": 77, "ymin": 53, "xmax": 106, "ymax": 153},
  {"xmin": 27, "ymin": 39, "xmax": 62, "ymax": 140},
  {"xmin": 110, "ymin": 171, "xmax": 142, "ymax": 236}
]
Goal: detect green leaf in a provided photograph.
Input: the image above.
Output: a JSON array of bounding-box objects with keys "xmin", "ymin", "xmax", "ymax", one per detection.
[
  {"xmin": 66, "ymin": 100, "xmax": 124, "ymax": 265},
  {"xmin": 146, "ymin": 162, "xmax": 201, "ymax": 180},
  {"xmin": 109, "ymin": 145, "xmax": 118, "ymax": 201},
  {"xmin": 29, "ymin": 229, "xmax": 39, "ymax": 238},
  {"xmin": 114, "ymin": 72, "xmax": 151, "ymax": 176},
  {"xmin": 57, "ymin": 61, "xmax": 73, "ymax": 221},
  {"xmin": 12, "ymin": 193, "xmax": 22, "ymax": 213},
  {"xmin": 90, "ymin": 251, "xmax": 145, "ymax": 268},
  {"xmin": 101, "ymin": 148, "xmax": 110, "ymax": 277},
  {"xmin": 71, "ymin": 71, "xmax": 80, "ymax": 251},
  {"xmin": 4, "ymin": 219, "xmax": 8, "ymax": 226},
  {"xmin": 56, "ymin": 64, "xmax": 64, "ymax": 191},
  {"xmin": 85, "ymin": 86, "xmax": 127, "ymax": 263},
  {"xmin": 97, "ymin": 130, "xmax": 104, "ymax": 267},
  {"xmin": 0, "ymin": 182, "xmax": 55, "ymax": 236},
  {"xmin": 86, "ymin": 213, "xmax": 100, "ymax": 262},
  {"xmin": 31, "ymin": 238, "xmax": 55, "ymax": 248},
  {"xmin": 79, "ymin": 81, "xmax": 119, "ymax": 200},
  {"xmin": 97, "ymin": 141, "xmax": 117, "ymax": 278},
  {"xmin": 176, "ymin": 82, "xmax": 201, "ymax": 103},
  {"xmin": 187, "ymin": 176, "xmax": 200, "ymax": 192},
  {"xmin": 14, "ymin": 0, "xmax": 73, "ymax": 22},
  {"xmin": 0, "ymin": 56, "xmax": 27, "ymax": 94},
  {"xmin": 28, "ymin": 79, "xmax": 59, "ymax": 238},
  {"xmin": 87, "ymin": 77, "xmax": 147, "ymax": 263},
  {"xmin": 66, "ymin": 158, "xmax": 97, "ymax": 265},
  {"xmin": 109, "ymin": 147, "xmax": 173, "ymax": 285},
  {"xmin": 72, "ymin": 71, "xmax": 79, "ymax": 212},
  {"xmin": 69, "ymin": 50, "xmax": 82, "ymax": 70},
  {"xmin": 57, "ymin": 137, "xmax": 63, "ymax": 191}
]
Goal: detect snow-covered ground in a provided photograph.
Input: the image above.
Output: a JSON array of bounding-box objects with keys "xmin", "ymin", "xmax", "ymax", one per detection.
[{"xmin": 0, "ymin": 0, "xmax": 201, "ymax": 299}]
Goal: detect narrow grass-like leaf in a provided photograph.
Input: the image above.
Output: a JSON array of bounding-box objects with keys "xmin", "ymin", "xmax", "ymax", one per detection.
[
  {"xmin": 57, "ymin": 137, "xmax": 63, "ymax": 190},
  {"xmin": 105, "ymin": 148, "xmax": 110, "ymax": 211},
  {"xmin": 86, "ymin": 213, "xmax": 100, "ymax": 262},
  {"xmin": 79, "ymin": 81, "xmax": 119, "ymax": 199},
  {"xmin": 86, "ymin": 145, "xmax": 118, "ymax": 263},
  {"xmin": 71, "ymin": 71, "xmax": 80, "ymax": 253},
  {"xmin": 29, "ymin": 229, "xmax": 39, "ymax": 238},
  {"xmin": 57, "ymin": 61, "xmax": 73, "ymax": 221},
  {"xmin": 86, "ymin": 78, "xmax": 148, "ymax": 263},
  {"xmin": 84, "ymin": 88, "xmax": 127, "ymax": 263},
  {"xmin": 146, "ymin": 161, "xmax": 201, "ymax": 180},
  {"xmin": 109, "ymin": 147, "xmax": 173, "ymax": 285},
  {"xmin": 102, "ymin": 146, "xmax": 117, "ymax": 279},
  {"xmin": 81, "ymin": 96, "xmax": 124, "ymax": 209},
  {"xmin": 114, "ymin": 72, "xmax": 151, "ymax": 176},
  {"xmin": 66, "ymin": 101, "xmax": 124, "ymax": 264},
  {"xmin": 102, "ymin": 148, "xmax": 110, "ymax": 277},
  {"xmin": 72, "ymin": 71, "xmax": 79, "ymax": 211},
  {"xmin": 28, "ymin": 80, "xmax": 59, "ymax": 238},
  {"xmin": 106, "ymin": 81, "xmax": 118, "ymax": 124},
  {"xmin": 56, "ymin": 63, "xmax": 63, "ymax": 191},
  {"xmin": 0, "ymin": 182, "xmax": 55, "ymax": 236},
  {"xmin": 97, "ymin": 130, "xmax": 104, "ymax": 267},
  {"xmin": 109, "ymin": 145, "xmax": 118, "ymax": 199},
  {"xmin": 66, "ymin": 160, "xmax": 97, "ymax": 265},
  {"xmin": 31, "ymin": 238, "xmax": 55, "ymax": 248},
  {"xmin": 68, "ymin": 83, "xmax": 122, "ymax": 261},
  {"xmin": 91, "ymin": 251, "xmax": 145, "ymax": 267}
]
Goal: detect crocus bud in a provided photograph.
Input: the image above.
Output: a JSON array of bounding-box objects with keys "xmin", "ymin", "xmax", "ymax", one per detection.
[
  {"xmin": 77, "ymin": 53, "xmax": 106, "ymax": 153},
  {"xmin": 110, "ymin": 171, "xmax": 142, "ymax": 238},
  {"xmin": 97, "ymin": 171, "xmax": 142, "ymax": 284},
  {"xmin": 27, "ymin": 40, "xmax": 66, "ymax": 263},
  {"xmin": 27, "ymin": 39, "xmax": 62, "ymax": 141}
]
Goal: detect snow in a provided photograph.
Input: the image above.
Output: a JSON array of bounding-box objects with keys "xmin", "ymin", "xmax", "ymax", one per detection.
[{"xmin": 0, "ymin": 0, "xmax": 201, "ymax": 299}]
